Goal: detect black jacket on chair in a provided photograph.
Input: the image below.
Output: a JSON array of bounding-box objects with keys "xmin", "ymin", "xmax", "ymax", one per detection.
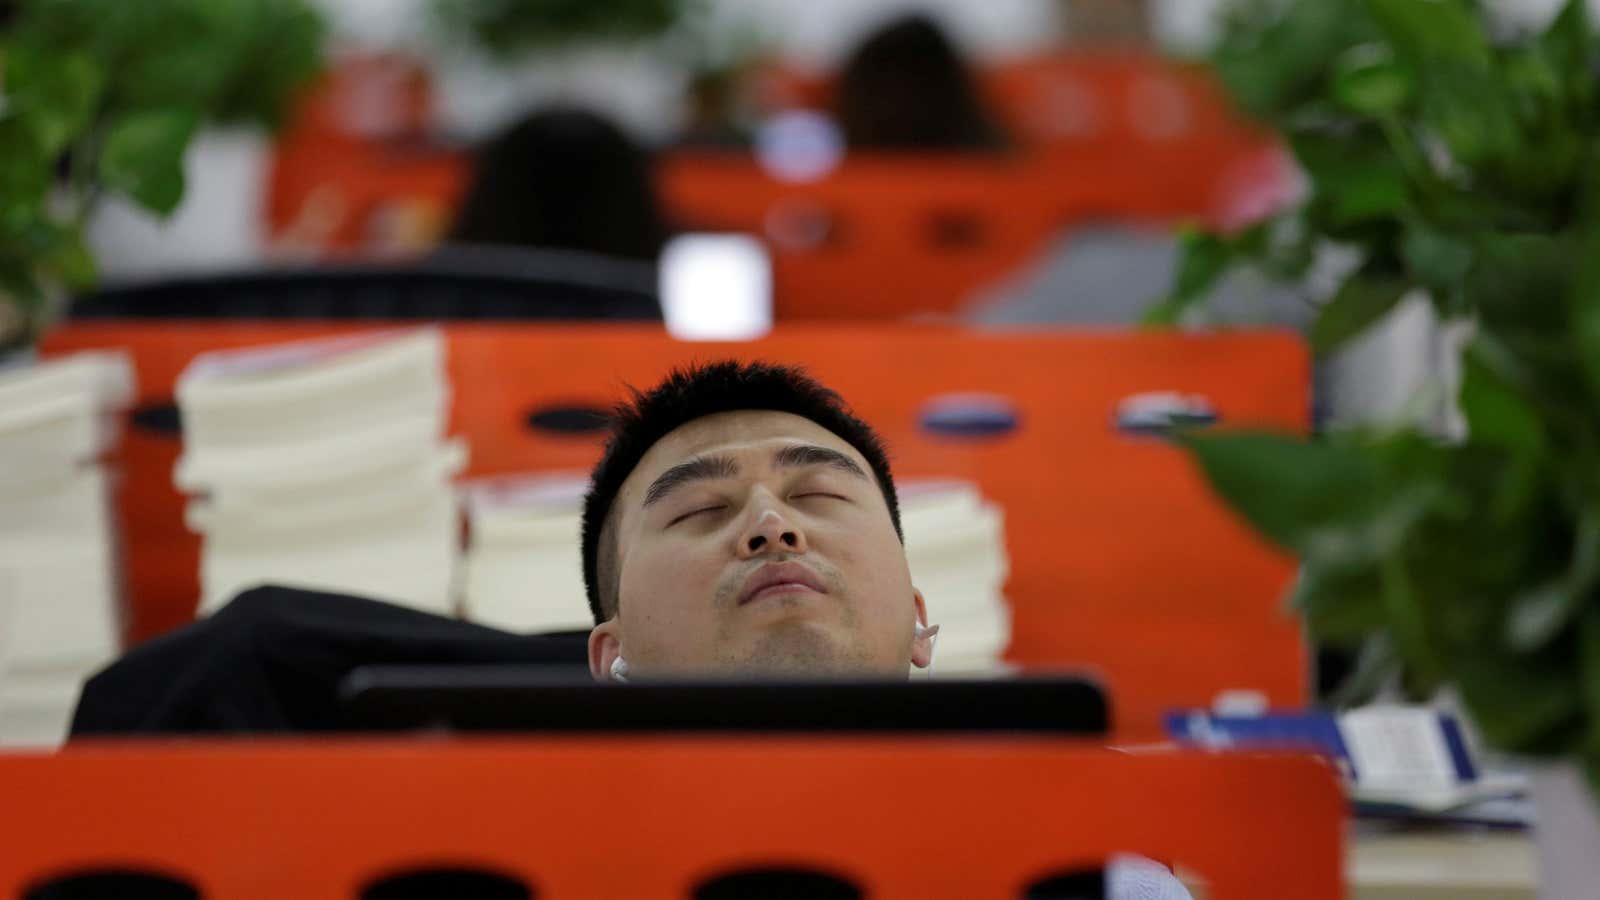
[{"xmin": 70, "ymin": 585, "xmax": 590, "ymax": 736}]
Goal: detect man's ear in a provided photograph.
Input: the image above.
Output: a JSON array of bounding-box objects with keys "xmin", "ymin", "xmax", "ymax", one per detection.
[
  {"xmin": 588, "ymin": 618, "xmax": 622, "ymax": 681},
  {"xmin": 910, "ymin": 588, "xmax": 937, "ymax": 670}
]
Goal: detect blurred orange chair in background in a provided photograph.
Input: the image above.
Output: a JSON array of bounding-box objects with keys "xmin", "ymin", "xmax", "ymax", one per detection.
[
  {"xmin": 0, "ymin": 738, "xmax": 1344, "ymax": 899},
  {"xmin": 44, "ymin": 322, "xmax": 1310, "ymax": 739},
  {"xmin": 266, "ymin": 53, "xmax": 468, "ymax": 256}
]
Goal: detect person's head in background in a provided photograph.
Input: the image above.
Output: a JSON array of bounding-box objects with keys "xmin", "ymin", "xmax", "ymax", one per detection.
[
  {"xmin": 581, "ymin": 362, "xmax": 936, "ymax": 681},
  {"xmin": 446, "ymin": 107, "xmax": 668, "ymax": 260},
  {"xmin": 833, "ymin": 13, "xmax": 1008, "ymax": 152}
]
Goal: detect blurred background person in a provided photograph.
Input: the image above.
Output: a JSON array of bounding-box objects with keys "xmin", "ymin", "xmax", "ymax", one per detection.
[
  {"xmin": 833, "ymin": 13, "xmax": 1011, "ymax": 152},
  {"xmin": 445, "ymin": 107, "xmax": 669, "ymax": 262}
]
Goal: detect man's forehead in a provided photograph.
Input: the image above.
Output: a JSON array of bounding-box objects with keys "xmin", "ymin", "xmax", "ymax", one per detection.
[{"xmin": 619, "ymin": 410, "xmax": 867, "ymax": 504}]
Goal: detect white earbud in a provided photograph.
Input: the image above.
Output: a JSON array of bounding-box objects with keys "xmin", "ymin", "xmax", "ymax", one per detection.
[
  {"xmin": 609, "ymin": 655, "xmax": 630, "ymax": 683},
  {"xmin": 916, "ymin": 622, "xmax": 940, "ymax": 673}
]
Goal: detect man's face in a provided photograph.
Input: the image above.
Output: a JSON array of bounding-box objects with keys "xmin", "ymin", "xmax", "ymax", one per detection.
[{"xmin": 588, "ymin": 410, "xmax": 931, "ymax": 679}]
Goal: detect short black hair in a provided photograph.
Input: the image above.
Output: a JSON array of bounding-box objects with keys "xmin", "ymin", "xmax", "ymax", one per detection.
[{"xmin": 581, "ymin": 361, "xmax": 902, "ymax": 624}]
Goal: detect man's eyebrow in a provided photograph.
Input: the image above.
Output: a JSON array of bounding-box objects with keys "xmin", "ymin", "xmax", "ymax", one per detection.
[
  {"xmin": 774, "ymin": 444, "xmax": 869, "ymax": 480},
  {"xmin": 642, "ymin": 454, "xmax": 740, "ymax": 507}
]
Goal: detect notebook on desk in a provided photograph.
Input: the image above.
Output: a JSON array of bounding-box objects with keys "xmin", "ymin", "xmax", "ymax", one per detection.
[{"xmin": 339, "ymin": 667, "xmax": 1108, "ymax": 735}]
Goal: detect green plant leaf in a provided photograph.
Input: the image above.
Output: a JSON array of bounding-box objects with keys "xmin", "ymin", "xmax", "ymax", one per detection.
[
  {"xmin": 0, "ymin": 117, "xmax": 50, "ymax": 226},
  {"xmin": 1364, "ymin": 0, "xmax": 1520, "ymax": 167},
  {"xmin": 1469, "ymin": 232, "xmax": 1575, "ymax": 334},
  {"xmin": 1292, "ymin": 559, "xmax": 1386, "ymax": 644},
  {"xmin": 98, "ymin": 109, "xmax": 198, "ymax": 217},
  {"xmin": 1510, "ymin": 582, "xmax": 1578, "ymax": 653},
  {"xmin": 208, "ymin": 0, "xmax": 326, "ymax": 127},
  {"xmin": 1182, "ymin": 431, "xmax": 1389, "ymax": 554},
  {"xmin": 39, "ymin": 227, "xmax": 96, "ymax": 292},
  {"xmin": 435, "ymin": 0, "xmax": 688, "ymax": 58},
  {"xmin": 1211, "ymin": 0, "xmax": 1376, "ymax": 120},
  {"xmin": 1143, "ymin": 226, "xmax": 1239, "ymax": 326},
  {"xmin": 1332, "ymin": 43, "xmax": 1412, "ymax": 114},
  {"xmin": 2, "ymin": 46, "xmax": 105, "ymax": 157},
  {"xmin": 1291, "ymin": 131, "xmax": 1412, "ymax": 227},
  {"xmin": 1310, "ymin": 273, "xmax": 1408, "ymax": 355},
  {"xmin": 97, "ymin": 0, "xmax": 247, "ymax": 113},
  {"xmin": 1418, "ymin": 62, "xmax": 1522, "ymax": 169},
  {"xmin": 1538, "ymin": 0, "xmax": 1595, "ymax": 117},
  {"xmin": 1582, "ymin": 608, "xmax": 1600, "ymax": 746},
  {"xmin": 1400, "ymin": 221, "xmax": 1473, "ymax": 296},
  {"xmin": 1572, "ymin": 209, "xmax": 1600, "ymax": 404},
  {"xmin": 0, "ymin": 259, "xmax": 45, "ymax": 310},
  {"xmin": 1503, "ymin": 484, "xmax": 1599, "ymax": 654},
  {"xmin": 1381, "ymin": 551, "xmax": 1443, "ymax": 691},
  {"xmin": 1460, "ymin": 341, "xmax": 1543, "ymax": 451},
  {"xmin": 1455, "ymin": 651, "xmax": 1585, "ymax": 753},
  {"xmin": 1363, "ymin": 0, "xmax": 1492, "ymax": 66}
]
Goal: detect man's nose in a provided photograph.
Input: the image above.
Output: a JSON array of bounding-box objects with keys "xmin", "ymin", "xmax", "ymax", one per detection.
[{"xmin": 737, "ymin": 504, "xmax": 807, "ymax": 558}]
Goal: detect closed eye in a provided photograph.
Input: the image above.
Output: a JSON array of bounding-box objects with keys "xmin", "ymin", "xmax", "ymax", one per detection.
[
  {"xmin": 668, "ymin": 505, "xmax": 726, "ymax": 527},
  {"xmin": 793, "ymin": 492, "xmax": 848, "ymax": 502}
]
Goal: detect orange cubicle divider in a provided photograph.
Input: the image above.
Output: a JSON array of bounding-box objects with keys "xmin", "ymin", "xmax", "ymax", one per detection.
[
  {"xmin": 0, "ymin": 738, "xmax": 1345, "ymax": 899},
  {"xmin": 265, "ymin": 52, "xmax": 1282, "ymax": 317},
  {"xmin": 753, "ymin": 50, "xmax": 1278, "ymax": 226},
  {"xmin": 658, "ymin": 55, "xmax": 1284, "ymax": 320},
  {"xmin": 658, "ymin": 154, "xmax": 1067, "ymax": 320},
  {"xmin": 43, "ymin": 322, "xmax": 1310, "ymax": 739}
]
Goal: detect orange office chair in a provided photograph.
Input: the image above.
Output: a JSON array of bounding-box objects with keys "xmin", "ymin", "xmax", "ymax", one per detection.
[
  {"xmin": 43, "ymin": 322, "xmax": 1310, "ymax": 739},
  {"xmin": 0, "ymin": 738, "xmax": 1344, "ymax": 899}
]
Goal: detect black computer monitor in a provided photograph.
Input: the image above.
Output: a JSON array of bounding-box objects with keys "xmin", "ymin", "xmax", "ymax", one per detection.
[{"xmin": 339, "ymin": 666, "xmax": 1108, "ymax": 736}]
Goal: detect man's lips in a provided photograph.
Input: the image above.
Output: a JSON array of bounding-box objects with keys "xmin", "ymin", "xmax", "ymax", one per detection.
[{"xmin": 737, "ymin": 561, "xmax": 828, "ymax": 606}]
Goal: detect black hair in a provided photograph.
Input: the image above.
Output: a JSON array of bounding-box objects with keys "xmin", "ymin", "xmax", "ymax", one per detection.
[
  {"xmin": 834, "ymin": 13, "xmax": 1008, "ymax": 152},
  {"xmin": 581, "ymin": 361, "xmax": 902, "ymax": 624},
  {"xmin": 447, "ymin": 106, "xmax": 668, "ymax": 260}
]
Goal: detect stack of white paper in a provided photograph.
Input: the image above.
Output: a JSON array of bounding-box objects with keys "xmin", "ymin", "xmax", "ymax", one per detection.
[
  {"xmin": 458, "ymin": 471, "xmax": 1011, "ymax": 674},
  {"xmin": 460, "ymin": 473, "xmax": 592, "ymax": 633},
  {"xmin": 0, "ymin": 352, "xmax": 135, "ymax": 746},
  {"xmin": 175, "ymin": 330, "xmax": 465, "ymax": 617},
  {"xmin": 900, "ymin": 479, "xmax": 1012, "ymax": 675}
]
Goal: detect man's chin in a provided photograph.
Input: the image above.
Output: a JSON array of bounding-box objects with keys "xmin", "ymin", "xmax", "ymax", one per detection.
[{"xmin": 717, "ymin": 621, "xmax": 880, "ymax": 679}]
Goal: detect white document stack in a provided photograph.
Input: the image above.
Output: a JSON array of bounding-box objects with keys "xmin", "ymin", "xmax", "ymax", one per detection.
[
  {"xmin": 0, "ymin": 351, "xmax": 136, "ymax": 746},
  {"xmin": 899, "ymin": 479, "xmax": 1012, "ymax": 675},
  {"xmin": 175, "ymin": 330, "xmax": 465, "ymax": 617},
  {"xmin": 457, "ymin": 471, "xmax": 1012, "ymax": 674},
  {"xmin": 460, "ymin": 473, "xmax": 592, "ymax": 633}
]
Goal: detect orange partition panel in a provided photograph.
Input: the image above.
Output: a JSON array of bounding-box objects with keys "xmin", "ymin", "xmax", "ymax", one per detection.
[
  {"xmin": 982, "ymin": 52, "xmax": 1280, "ymax": 222},
  {"xmin": 689, "ymin": 54, "xmax": 1283, "ymax": 315},
  {"xmin": 659, "ymin": 155, "xmax": 1065, "ymax": 320},
  {"xmin": 0, "ymin": 738, "xmax": 1344, "ymax": 899},
  {"xmin": 43, "ymin": 323, "xmax": 1310, "ymax": 738}
]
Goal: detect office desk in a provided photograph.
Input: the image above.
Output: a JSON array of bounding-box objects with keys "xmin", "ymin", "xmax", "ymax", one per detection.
[
  {"xmin": 1181, "ymin": 829, "xmax": 1537, "ymax": 899},
  {"xmin": 1350, "ymin": 829, "xmax": 1537, "ymax": 900}
]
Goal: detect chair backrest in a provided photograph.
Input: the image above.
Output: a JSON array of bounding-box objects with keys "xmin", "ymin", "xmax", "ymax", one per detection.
[
  {"xmin": 42, "ymin": 322, "xmax": 1310, "ymax": 739},
  {"xmin": 69, "ymin": 250, "xmax": 661, "ymax": 322},
  {"xmin": 0, "ymin": 738, "xmax": 1344, "ymax": 899}
]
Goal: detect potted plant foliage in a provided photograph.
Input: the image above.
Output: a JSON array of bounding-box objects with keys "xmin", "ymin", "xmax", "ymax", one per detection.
[
  {"xmin": 431, "ymin": 0, "xmax": 691, "ymax": 60},
  {"xmin": 0, "ymin": 0, "xmax": 324, "ymax": 354},
  {"xmin": 1153, "ymin": 0, "xmax": 1600, "ymax": 890}
]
